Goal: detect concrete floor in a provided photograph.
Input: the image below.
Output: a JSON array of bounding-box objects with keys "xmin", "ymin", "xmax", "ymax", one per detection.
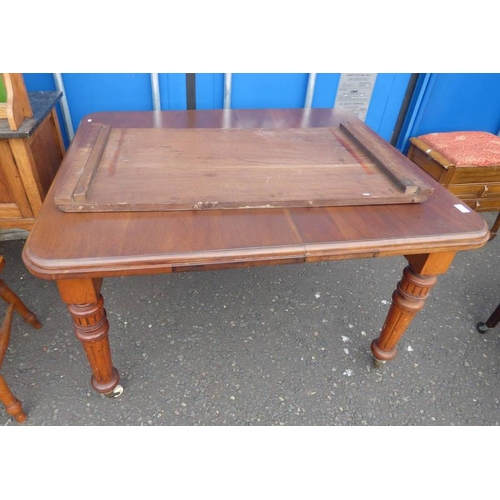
[{"xmin": 1, "ymin": 213, "xmax": 499, "ymax": 426}]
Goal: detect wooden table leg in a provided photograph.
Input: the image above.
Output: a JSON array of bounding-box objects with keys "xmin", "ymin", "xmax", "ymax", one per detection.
[
  {"xmin": 371, "ymin": 251, "xmax": 456, "ymax": 362},
  {"xmin": 489, "ymin": 212, "xmax": 500, "ymax": 241},
  {"xmin": 57, "ymin": 278, "xmax": 122, "ymax": 397}
]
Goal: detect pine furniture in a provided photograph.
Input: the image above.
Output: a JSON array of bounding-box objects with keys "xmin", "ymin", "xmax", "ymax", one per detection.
[{"xmin": 0, "ymin": 74, "xmax": 65, "ymax": 230}]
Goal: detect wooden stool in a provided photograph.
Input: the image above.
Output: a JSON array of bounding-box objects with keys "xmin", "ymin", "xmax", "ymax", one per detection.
[
  {"xmin": 407, "ymin": 131, "xmax": 500, "ymax": 240},
  {"xmin": 0, "ymin": 256, "xmax": 41, "ymax": 423}
]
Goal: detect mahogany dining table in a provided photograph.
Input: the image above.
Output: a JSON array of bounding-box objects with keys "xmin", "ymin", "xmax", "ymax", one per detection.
[{"xmin": 22, "ymin": 108, "xmax": 489, "ymax": 397}]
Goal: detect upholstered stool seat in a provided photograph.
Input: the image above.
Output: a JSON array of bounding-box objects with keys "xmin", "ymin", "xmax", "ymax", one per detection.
[{"xmin": 407, "ymin": 131, "xmax": 500, "ymax": 239}]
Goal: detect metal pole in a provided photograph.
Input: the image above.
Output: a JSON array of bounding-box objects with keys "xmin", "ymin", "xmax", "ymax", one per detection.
[
  {"xmin": 397, "ymin": 73, "xmax": 434, "ymax": 153},
  {"xmin": 186, "ymin": 73, "xmax": 196, "ymax": 110},
  {"xmin": 224, "ymin": 73, "xmax": 232, "ymax": 109},
  {"xmin": 151, "ymin": 73, "xmax": 161, "ymax": 111},
  {"xmin": 53, "ymin": 73, "xmax": 74, "ymax": 141},
  {"xmin": 390, "ymin": 73, "xmax": 420, "ymax": 146},
  {"xmin": 304, "ymin": 73, "xmax": 317, "ymax": 108}
]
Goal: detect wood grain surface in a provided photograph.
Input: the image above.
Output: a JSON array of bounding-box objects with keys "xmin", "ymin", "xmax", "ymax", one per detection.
[
  {"xmin": 23, "ymin": 108, "xmax": 490, "ymax": 280},
  {"xmin": 54, "ymin": 114, "xmax": 433, "ymax": 212}
]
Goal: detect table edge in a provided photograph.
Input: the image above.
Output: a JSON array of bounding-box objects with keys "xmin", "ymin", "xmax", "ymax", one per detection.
[{"xmin": 22, "ymin": 222, "xmax": 490, "ymax": 281}]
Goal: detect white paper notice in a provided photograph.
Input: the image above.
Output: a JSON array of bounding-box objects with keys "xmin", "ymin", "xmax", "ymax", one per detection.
[
  {"xmin": 454, "ymin": 203, "xmax": 471, "ymax": 213},
  {"xmin": 334, "ymin": 73, "xmax": 377, "ymax": 121}
]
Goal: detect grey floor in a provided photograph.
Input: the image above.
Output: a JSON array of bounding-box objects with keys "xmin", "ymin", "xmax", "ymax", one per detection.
[{"xmin": 1, "ymin": 213, "xmax": 499, "ymax": 426}]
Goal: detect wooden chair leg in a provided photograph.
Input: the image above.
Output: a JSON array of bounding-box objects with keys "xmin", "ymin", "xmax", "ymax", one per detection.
[
  {"xmin": 0, "ymin": 303, "xmax": 15, "ymax": 366},
  {"xmin": 0, "ymin": 303, "xmax": 27, "ymax": 423},
  {"xmin": 0, "ymin": 278, "xmax": 42, "ymax": 329},
  {"xmin": 0, "ymin": 375, "xmax": 26, "ymax": 423},
  {"xmin": 0, "ymin": 259, "xmax": 41, "ymax": 424}
]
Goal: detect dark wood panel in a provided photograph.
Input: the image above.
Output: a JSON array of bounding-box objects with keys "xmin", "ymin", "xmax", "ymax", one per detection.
[
  {"xmin": 54, "ymin": 118, "xmax": 433, "ymax": 213},
  {"xmin": 27, "ymin": 114, "xmax": 65, "ymax": 197}
]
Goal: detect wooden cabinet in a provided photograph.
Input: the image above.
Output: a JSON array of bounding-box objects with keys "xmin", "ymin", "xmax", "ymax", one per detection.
[{"xmin": 0, "ymin": 91, "xmax": 65, "ymax": 230}]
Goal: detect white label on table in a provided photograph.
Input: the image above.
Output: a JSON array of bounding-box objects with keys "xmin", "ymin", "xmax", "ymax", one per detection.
[
  {"xmin": 454, "ymin": 203, "xmax": 471, "ymax": 213},
  {"xmin": 334, "ymin": 73, "xmax": 378, "ymax": 121}
]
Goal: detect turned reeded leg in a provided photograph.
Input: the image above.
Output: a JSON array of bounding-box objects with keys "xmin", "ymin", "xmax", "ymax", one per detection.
[
  {"xmin": 371, "ymin": 252, "xmax": 456, "ymax": 362},
  {"xmin": 68, "ymin": 295, "xmax": 121, "ymax": 395},
  {"xmin": 371, "ymin": 266, "xmax": 437, "ymax": 361},
  {"xmin": 58, "ymin": 279, "xmax": 122, "ymax": 397}
]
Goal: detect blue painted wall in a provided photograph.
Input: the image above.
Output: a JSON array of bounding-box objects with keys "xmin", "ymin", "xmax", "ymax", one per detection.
[
  {"xmin": 22, "ymin": 73, "xmax": 411, "ymax": 148},
  {"xmin": 365, "ymin": 73, "xmax": 411, "ymax": 139},
  {"xmin": 195, "ymin": 73, "xmax": 224, "ymax": 110},
  {"xmin": 231, "ymin": 73, "xmax": 309, "ymax": 109},
  {"xmin": 23, "ymin": 73, "xmax": 190, "ymax": 147},
  {"xmin": 397, "ymin": 73, "xmax": 500, "ymax": 152},
  {"xmin": 23, "ymin": 73, "xmax": 500, "ymax": 153},
  {"xmin": 193, "ymin": 73, "xmax": 411, "ymax": 141}
]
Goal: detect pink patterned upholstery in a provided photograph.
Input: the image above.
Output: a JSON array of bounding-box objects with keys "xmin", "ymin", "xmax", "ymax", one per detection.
[{"xmin": 417, "ymin": 131, "xmax": 500, "ymax": 167}]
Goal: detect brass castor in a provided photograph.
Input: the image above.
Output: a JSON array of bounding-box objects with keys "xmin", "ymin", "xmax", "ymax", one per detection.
[
  {"xmin": 104, "ymin": 384, "xmax": 124, "ymax": 398},
  {"xmin": 372, "ymin": 356, "xmax": 387, "ymax": 368},
  {"xmin": 477, "ymin": 322, "xmax": 490, "ymax": 334}
]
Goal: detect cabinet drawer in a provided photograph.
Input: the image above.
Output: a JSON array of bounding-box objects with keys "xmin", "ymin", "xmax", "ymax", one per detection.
[
  {"xmin": 408, "ymin": 142, "xmax": 500, "ymax": 185},
  {"xmin": 463, "ymin": 198, "xmax": 500, "ymax": 211},
  {"xmin": 448, "ymin": 183, "xmax": 500, "ymax": 198}
]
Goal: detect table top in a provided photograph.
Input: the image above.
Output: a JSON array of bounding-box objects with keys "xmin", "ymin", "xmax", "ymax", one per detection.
[{"xmin": 22, "ymin": 108, "xmax": 490, "ymax": 280}]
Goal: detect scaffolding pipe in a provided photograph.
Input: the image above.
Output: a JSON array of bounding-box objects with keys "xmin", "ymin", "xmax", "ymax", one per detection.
[
  {"xmin": 151, "ymin": 73, "xmax": 161, "ymax": 111},
  {"xmin": 304, "ymin": 73, "xmax": 317, "ymax": 108},
  {"xmin": 224, "ymin": 73, "xmax": 232, "ymax": 109},
  {"xmin": 53, "ymin": 73, "xmax": 74, "ymax": 141}
]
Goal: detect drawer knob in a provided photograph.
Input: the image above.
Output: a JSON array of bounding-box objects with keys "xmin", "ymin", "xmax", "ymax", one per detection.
[{"xmin": 480, "ymin": 185, "xmax": 489, "ymax": 197}]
